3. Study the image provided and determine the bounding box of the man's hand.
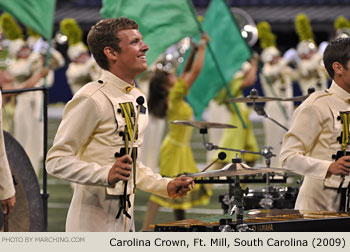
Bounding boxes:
[327,156,350,177]
[1,195,16,215]
[167,176,195,198]
[39,67,49,78]
[108,155,132,185]
[199,32,210,45]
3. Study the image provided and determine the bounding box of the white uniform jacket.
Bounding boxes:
[280,81,350,211]
[46,70,171,231]
[0,92,15,200]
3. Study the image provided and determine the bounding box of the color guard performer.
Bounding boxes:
[142,34,212,231]
[211,55,259,167]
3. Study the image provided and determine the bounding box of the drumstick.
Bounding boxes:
[175,152,226,196]
[127,96,144,154]
[201,152,226,172]
[128,96,145,193]
[4,212,8,232]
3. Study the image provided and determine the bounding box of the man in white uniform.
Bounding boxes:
[280,38,350,212]
[46,17,194,232]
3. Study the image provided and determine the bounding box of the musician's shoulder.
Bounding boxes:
[75,80,102,97]
[308,89,333,103]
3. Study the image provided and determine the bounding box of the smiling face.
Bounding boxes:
[111,29,149,82]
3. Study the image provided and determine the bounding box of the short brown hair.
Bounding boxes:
[324,37,350,79]
[87,17,138,70]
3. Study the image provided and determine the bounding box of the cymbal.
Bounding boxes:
[227,88,282,103]
[186,163,287,178]
[171,120,237,129]
[227,96,282,103]
[282,95,308,102]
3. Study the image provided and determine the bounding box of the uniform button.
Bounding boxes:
[114,152,120,158]
[98,80,103,84]
[117,108,122,113]
[125,86,132,93]
[119,131,124,137]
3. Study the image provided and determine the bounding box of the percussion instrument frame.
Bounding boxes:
[2,86,49,231]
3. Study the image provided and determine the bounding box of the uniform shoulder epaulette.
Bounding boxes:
[308,89,333,103]
[76,80,105,97]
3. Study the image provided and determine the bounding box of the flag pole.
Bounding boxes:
[187,0,247,128]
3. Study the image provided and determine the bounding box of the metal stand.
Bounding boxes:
[254,105,289,131]
[225,160,253,232]
[2,86,49,231]
[200,127,279,212]
[200,129,276,169]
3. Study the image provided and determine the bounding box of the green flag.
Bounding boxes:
[0,0,56,40]
[187,0,251,120]
[101,0,201,66]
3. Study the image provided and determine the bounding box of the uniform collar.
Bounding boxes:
[99,69,135,94]
[329,81,350,103]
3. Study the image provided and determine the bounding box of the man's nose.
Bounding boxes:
[141,41,149,52]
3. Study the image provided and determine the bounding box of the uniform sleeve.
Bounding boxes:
[136,161,171,198]
[280,103,331,179]
[46,95,111,186]
[0,94,15,200]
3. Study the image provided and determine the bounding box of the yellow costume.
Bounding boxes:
[213,69,259,164]
[150,78,211,209]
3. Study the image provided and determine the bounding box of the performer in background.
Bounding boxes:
[142,33,211,231]
[210,54,259,168]
[60,18,101,95]
[12,41,64,175]
[334,16,350,40]
[294,13,329,95]
[46,17,194,232]
[0,13,64,174]
[280,37,350,212]
[0,12,30,134]
[257,21,296,168]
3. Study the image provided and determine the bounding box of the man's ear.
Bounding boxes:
[104,47,118,60]
[332,62,343,75]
